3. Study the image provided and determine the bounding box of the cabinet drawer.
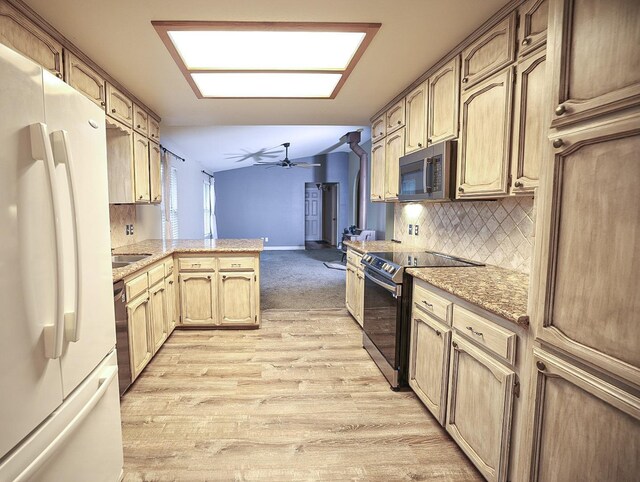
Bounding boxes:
[452,305,516,363]
[218,256,255,271]
[147,264,164,286]
[178,257,216,271]
[346,249,363,267]
[125,272,148,300]
[164,258,174,276]
[413,282,452,324]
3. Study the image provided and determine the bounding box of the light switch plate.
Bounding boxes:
[415,224,419,236]
[408,224,413,235]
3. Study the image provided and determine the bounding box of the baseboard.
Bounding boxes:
[263,245,306,251]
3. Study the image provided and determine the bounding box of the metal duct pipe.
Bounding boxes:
[341,131,368,229]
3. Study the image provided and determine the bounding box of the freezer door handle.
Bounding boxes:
[30,123,65,359]
[12,365,118,482]
[51,130,81,343]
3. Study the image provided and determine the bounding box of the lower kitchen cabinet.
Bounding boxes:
[409,308,451,425]
[345,250,364,326]
[148,279,168,353]
[179,271,217,325]
[527,348,640,482]
[126,292,152,380]
[446,333,515,482]
[165,272,177,334]
[218,271,257,326]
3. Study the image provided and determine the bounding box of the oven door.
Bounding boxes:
[362,267,402,370]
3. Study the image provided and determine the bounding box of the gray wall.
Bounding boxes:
[214,152,351,247]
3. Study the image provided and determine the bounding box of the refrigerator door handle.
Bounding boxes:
[51,130,81,343]
[12,365,118,482]
[30,123,65,359]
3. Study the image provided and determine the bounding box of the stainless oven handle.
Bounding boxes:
[364,270,397,296]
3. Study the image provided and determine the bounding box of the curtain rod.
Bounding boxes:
[160,144,186,162]
[202,170,214,178]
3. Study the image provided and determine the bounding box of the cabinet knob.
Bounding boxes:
[137,124,141,128]
[222,275,227,280]
[452,341,458,349]
[552,138,564,148]
[138,195,143,200]
[397,120,401,125]
[536,361,546,372]
[458,186,464,193]
[207,275,211,280]
[111,108,116,113]
[521,37,531,46]
[435,330,441,337]
[169,280,173,285]
[100,101,106,106]
[461,77,468,84]
[514,181,523,188]
[417,143,423,148]
[427,138,432,143]
[56,72,62,79]
[555,104,566,116]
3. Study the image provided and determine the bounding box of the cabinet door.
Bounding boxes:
[149,117,160,143]
[64,51,106,108]
[355,268,364,327]
[409,310,451,425]
[457,68,513,199]
[345,264,356,318]
[511,49,546,194]
[518,0,548,57]
[106,83,133,126]
[127,293,152,380]
[371,114,386,143]
[385,98,406,134]
[538,120,640,387]
[404,82,428,153]
[165,274,177,333]
[218,271,257,326]
[446,334,515,482]
[133,132,150,203]
[106,119,135,204]
[384,128,405,200]
[133,104,149,136]
[179,272,217,325]
[427,56,461,145]
[528,348,640,482]
[0,2,63,77]
[149,142,162,203]
[461,13,516,89]
[370,140,385,202]
[548,0,640,127]
[149,281,168,354]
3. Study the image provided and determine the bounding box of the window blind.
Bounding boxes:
[170,167,179,239]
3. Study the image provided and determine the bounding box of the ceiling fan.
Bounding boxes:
[253,142,321,169]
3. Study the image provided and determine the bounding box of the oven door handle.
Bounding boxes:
[364,270,398,297]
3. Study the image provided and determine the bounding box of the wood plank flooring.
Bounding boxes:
[120,309,481,481]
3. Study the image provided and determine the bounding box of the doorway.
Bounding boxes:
[305,182,338,247]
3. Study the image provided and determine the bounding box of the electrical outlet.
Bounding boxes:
[125,224,134,236]
[408,224,413,235]
[265,237,269,243]
[414,224,419,236]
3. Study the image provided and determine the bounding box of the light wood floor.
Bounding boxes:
[120,309,481,481]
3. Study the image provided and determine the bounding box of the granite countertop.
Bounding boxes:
[407,265,530,326]
[343,240,421,254]
[112,239,263,282]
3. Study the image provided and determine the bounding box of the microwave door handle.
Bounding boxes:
[425,157,434,194]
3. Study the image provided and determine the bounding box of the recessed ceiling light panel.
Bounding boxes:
[153,21,380,99]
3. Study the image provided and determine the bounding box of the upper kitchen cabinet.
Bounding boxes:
[149,142,162,203]
[149,117,160,143]
[64,51,106,108]
[404,81,428,154]
[371,113,386,143]
[510,49,546,195]
[517,0,548,58]
[106,119,135,204]
[548,0,640,127]
[457,68,513,199]
[536,118,640,388]
[0,1,63,77]
[385,98,406,135]
[133,132,151,203]
[384,128,405,201]
[370,140,385,202]
[106,83,133,126]
[461,13,516,90]
[133,104,149,136]
[427,56,461,145]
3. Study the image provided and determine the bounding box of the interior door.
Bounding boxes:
[304,186,322,241]
[0,44,64,459]
[44,70,117,397]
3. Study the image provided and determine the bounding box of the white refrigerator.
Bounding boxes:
[0,43,123,480]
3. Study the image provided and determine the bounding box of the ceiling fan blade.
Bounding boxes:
[293,163,322,168]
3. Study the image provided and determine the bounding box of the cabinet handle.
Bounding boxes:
[466,326,483,337]
[168,281,173,285]
[111,108,116,113]
[555,104,566,116]
[461,77,468,84]
[192,263,201,267]
[458,186,464,193]
[536,361,546,372]
[422,300,433,309]
[552,138,564,148]
[514,181,523,188]
[521,37,531,46]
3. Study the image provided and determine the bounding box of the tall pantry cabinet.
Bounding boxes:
[525,0,640,480]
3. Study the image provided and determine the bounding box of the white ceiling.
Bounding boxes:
[24,0,508,171]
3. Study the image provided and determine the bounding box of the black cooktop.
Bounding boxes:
[370,250,483,268]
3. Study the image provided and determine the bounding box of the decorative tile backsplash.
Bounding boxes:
[109,204,137,248]
[394,196,536,273]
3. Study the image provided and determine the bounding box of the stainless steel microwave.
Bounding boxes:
[397,140,456,202]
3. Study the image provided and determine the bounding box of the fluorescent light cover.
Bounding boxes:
[168,31,366,70]
[192,72,342,98]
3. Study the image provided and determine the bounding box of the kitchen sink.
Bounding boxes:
[111,254,151,269]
